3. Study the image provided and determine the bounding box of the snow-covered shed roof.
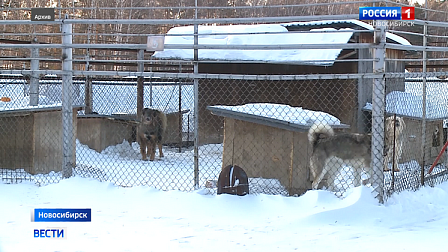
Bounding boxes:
[153,19,411,66]
[363,91,448,120]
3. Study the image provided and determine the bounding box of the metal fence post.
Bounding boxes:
[84,57,93,114]
[193,0,200,189]
[62,15,74,178]
[84,26,93,114]
[137,49,144,119]
[371,22,386,203]
[29,37,39,106]
[420,20,428,186]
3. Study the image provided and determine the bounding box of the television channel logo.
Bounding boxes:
[359,7,415,20]
[34,228,67,239]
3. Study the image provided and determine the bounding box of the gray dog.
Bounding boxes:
[308,123,371,190]
[137,108,167,161]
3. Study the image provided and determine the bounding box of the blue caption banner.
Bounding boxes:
[33,208,91,222]
[359,7,402,20]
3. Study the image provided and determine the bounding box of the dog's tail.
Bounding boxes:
[308,123,335,146]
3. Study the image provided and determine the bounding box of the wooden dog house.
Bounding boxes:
[0,106,81,175]
[77,109,190,153]
[208,104,349,196]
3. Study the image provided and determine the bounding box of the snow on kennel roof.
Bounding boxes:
[208,103,348,132]
[153,20,411,66]
[363,91,448,120]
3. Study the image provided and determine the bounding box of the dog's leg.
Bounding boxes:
[394,154,400,172]
[158,143,164,158]
[148,142,155,161]
[393,156,399,172]
[363,158,371,186]
[312,171,327,190]
[384,148,391,171]
[393,142,401,172]
[384,159,390,171]
[140,139,147,160]
[353,163,362,187]
[325,157,339,191]
[309,157,319,183]
[311,157,327,190]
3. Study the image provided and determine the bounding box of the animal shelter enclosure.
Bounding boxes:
[1,1,448,202]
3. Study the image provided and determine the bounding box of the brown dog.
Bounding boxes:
[137,108,167,161]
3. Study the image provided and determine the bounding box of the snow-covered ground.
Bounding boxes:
[75,140,223,191]
[2,176,448,252]
[1,124,447,251]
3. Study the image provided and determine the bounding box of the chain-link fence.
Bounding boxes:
[201,78,359,196]
[0,76,196,188]
[74,77,196,190]
[1,9,448,202]
[383,77,448,195]
[3,72,448,200]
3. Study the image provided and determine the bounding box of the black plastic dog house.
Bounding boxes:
[217,165,250,196]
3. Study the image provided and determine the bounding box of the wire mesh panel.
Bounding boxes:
[74,77,196,190]
[0,113,35,184]
[0,76,79,186]
[199,78,360,196]
[3,74,448,200]
[382,77,448,197]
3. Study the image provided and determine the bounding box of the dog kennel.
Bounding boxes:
[0,106,81,175]
[208,104,349,196]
